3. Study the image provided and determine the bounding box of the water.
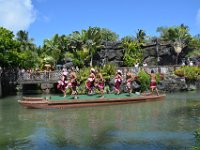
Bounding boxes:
[0,92,200,150]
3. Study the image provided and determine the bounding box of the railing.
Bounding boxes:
[17,71,63,84]
[118,65,182,74]
[17,65,182,84]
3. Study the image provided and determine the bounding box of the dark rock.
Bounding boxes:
[93,42,124,66]
[65,58,73,62]
[143,44,177,65]
[158,75,188,92]
[63,62,73,69]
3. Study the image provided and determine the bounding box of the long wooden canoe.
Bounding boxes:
[18,93,166,109]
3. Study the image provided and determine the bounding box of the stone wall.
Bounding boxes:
[1,69,18,96]
[93,41,124,66]
[92,41,186,67]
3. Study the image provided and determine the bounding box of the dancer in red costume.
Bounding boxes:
[68,68,78,99]
[126,71,135,95]
[145,69,159,95]
[114,70,123,94]
[86,68,96,94]
[57,74,68,97]
[95,69,105,98]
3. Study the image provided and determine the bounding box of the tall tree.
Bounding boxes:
[136,29,146,44]
[16,30,39,68]
[83,27,104,66]
[0,27,19,67]
[64,30,89,67]
[42,34,61,67]
[157,24,192,64]
[100,28,119,42]
[16,30,36,51]
[123,41,143,66]
[121,35,135,43]
[187,36,200,58]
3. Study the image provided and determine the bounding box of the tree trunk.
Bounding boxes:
[90,52,93,67]
[176,53,179,65]
[0,79,2,97]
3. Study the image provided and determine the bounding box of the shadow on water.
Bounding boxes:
[169,101,200,117]
[166,91,200,129]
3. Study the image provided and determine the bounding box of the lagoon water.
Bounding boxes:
[0,91,200,150]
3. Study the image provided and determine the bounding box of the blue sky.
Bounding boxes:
[0,0,200,46]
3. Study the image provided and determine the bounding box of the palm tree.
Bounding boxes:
[136,29,146,44]
[121,35,135,43]
[173,40,186,65]
[83,27,103,66]
[42,35,62,68]
[157,24,191,64]
[173,25,189,64]
[67,30,86,53]
[100,28,119,42]
[16,30,40,68]
[16,30,36,52]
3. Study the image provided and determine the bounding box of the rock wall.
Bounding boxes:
[1,69,18,96]
[93,41,188,67]
[142,44,177,66]
[158,75,188,92]
[93,41,124,66]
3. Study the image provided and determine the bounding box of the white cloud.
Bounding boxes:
[196,9,200,27]
[0,0,37,32]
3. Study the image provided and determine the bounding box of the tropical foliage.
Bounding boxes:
[156,24,191,43]
[0,27,39,68]
[16,30,39,69]
[83,27,104,66]
[100,28,119,42]
[123,41,143,66]
[1,24,200,70]
[174,66,200,80]
[72,63,116,94]
[157,24,192,64]
[190,128,200,150]
[137,70,150,91]
[136,70,161,92]
[187,37,200,57]
[136,29,146,44]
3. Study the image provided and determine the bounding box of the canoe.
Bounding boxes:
[18,93,166,109]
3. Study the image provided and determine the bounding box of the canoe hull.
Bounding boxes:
[18,94,166,109]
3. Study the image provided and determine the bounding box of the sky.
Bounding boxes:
[0,0,200,46]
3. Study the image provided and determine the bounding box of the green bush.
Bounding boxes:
[194,128,200,143]
[190,128,200,150]
[137,70,161,92]
[75,64,116,94]
[174,66,200,80]
[77,67,91,84]
[101,63,116,79]
[137,70,150,91]
[123,41,143,66]
[75,66,163,94]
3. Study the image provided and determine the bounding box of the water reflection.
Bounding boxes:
[0,92,200,149]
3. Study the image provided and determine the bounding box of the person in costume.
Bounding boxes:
[145,69,159,95]
[126,71,135,95]
[57,74,68,97]
[95,69,105,98]
[86,68,96,94]
[68,68,78,99]
[114,70,123,94]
